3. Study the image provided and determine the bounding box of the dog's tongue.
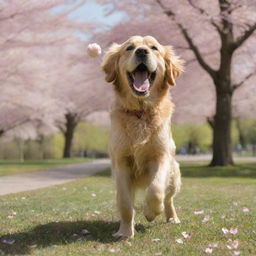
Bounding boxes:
[133,71,150,92]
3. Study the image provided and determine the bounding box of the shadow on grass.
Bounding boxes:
[96,163,256,178]
[0,220,146,255]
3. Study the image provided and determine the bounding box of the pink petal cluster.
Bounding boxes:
[205,243,218,254]
[227,239,239,250]
[222,227,238,235]
[181,231,191,239]
[87,43,102,57]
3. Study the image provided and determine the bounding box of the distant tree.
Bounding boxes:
[55,53,110,158]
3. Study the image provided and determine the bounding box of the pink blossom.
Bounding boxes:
[87,43,102,57]
[230,228,238,235]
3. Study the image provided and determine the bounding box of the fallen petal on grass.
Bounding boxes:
[208,243,218,248]
[233,251,241,256]
[194,210,204,215]
[175,238,183,244]
[108,248,121,253]
[227,245,233,250]
[91,193,96,197]
[152,238,161,242]
[242,207,249,213]
[202,215,210,223]
[2,239,15,245]
[205,247,213,254]
[230,228,238,235]
[181,232,191,239]
[81,229,90,235]
[232,240,239,249]
[222,227,229,234]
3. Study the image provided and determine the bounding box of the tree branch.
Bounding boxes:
[187,0,222,34]
[232,22,256,51]
[207,116,215,129]
[232,71,256,92]
[156,0,217,79]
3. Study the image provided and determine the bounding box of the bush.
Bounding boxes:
[172,123,212,153]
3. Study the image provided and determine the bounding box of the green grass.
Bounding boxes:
[180,161,256,178]
[0,163,255,256]
[0,158,90,176]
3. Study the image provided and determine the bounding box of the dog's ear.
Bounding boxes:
[101,43,121,83]
[164,46,184,86]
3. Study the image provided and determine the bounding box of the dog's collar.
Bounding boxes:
[124,109,146,119]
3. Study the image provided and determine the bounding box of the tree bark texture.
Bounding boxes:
[63,113,77,158]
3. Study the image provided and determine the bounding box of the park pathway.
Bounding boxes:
[0,155,255,196]
[0,159,111,196]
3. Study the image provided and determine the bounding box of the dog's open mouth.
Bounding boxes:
[127,64,156,96]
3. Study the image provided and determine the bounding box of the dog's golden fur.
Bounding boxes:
[102,36,184,238]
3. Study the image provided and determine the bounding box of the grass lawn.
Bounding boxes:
[0,163,255,256]
[0,158,91,177]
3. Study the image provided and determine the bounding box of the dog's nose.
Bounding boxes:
[135,47,149,58]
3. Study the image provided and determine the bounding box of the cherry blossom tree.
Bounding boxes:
[55,48,110,158]
[0,0,105,159]
[97,0,256,166]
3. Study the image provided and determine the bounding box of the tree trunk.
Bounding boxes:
[210,90,234,166]
[63,113,77,158]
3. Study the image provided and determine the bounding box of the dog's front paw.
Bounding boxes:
[167,217,181,224]
[113,223,134,239]
[112,231,132,240]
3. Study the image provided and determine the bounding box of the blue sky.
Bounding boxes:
[53,0,124,39]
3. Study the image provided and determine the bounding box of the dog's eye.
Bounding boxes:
[151,46,158,51]
[126,45,135,51]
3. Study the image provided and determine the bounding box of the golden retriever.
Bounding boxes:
[101,36,184,239]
